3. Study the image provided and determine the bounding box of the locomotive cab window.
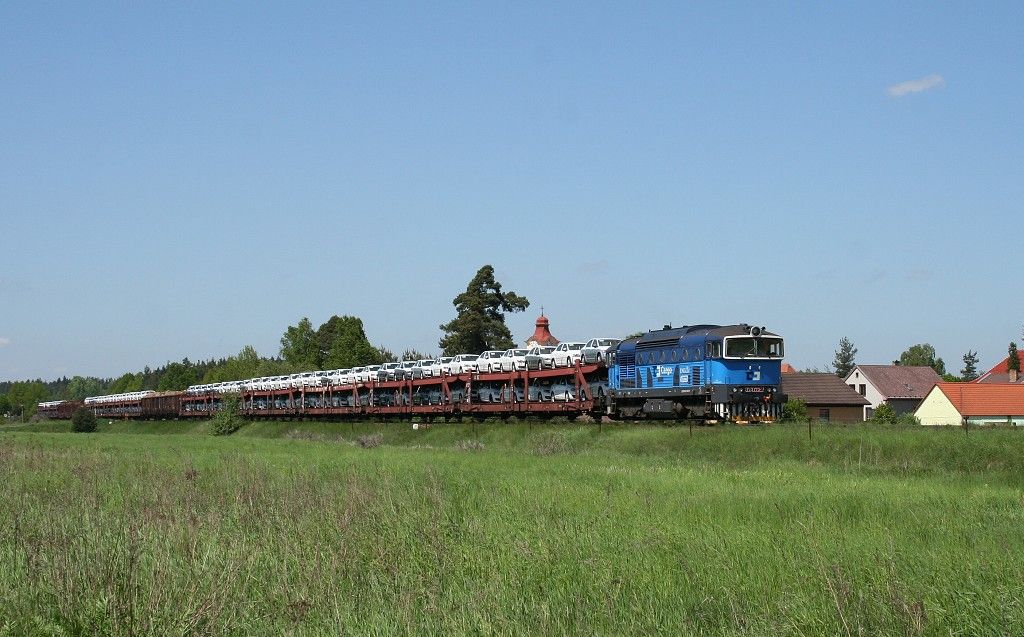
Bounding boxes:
[724,337,784,359]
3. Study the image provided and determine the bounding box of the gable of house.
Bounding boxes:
[915,385,960,426]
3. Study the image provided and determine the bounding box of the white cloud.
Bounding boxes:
[0,337,10,348]
[888,74,945,97]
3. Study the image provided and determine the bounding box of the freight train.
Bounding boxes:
[38,323,785,423]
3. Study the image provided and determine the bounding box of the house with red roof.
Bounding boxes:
[844,364,942,420]
[974,351,1024,384]
[915,383,1024,426]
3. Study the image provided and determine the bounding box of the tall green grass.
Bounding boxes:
[7,418,1024,483]
[1,424,1022,634]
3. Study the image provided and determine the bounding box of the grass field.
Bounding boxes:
[1,419,1023,635]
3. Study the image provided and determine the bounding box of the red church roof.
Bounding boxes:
[527,314,559,347]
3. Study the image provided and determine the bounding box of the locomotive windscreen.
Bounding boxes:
[724,337,784,358]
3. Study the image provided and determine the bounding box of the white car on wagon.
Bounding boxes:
[524,346,556,370]
[476,350,506,373]
[581,338,622,364]
[499,348,530,372]
[551,342,587,368]
[449,354,480,374]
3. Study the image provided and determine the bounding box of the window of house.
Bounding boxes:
[859,384,866,396]
[818,408,830,421]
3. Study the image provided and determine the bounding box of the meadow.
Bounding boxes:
[1,419,1022,635]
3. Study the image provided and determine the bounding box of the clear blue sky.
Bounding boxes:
[1,2,1021,380]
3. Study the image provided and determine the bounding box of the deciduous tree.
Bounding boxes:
[320,315,384,369]
[5,381,48,420]
[439,265,530,356]
[158,361,198,391]
[280,318,319,370]
[63,376,105,401]
[109,372,144,394]
[203,345,265,382]
[898,343,946,376]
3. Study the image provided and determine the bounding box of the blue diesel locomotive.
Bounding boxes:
[607,323,785,421]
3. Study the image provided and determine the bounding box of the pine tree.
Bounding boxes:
[439,265,530,356]
[960,350,980,381]
[832,337,857,378]
[1009,342,1021,374]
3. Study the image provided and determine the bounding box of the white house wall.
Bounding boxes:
[844,367,884,420]
[914,387,960,426]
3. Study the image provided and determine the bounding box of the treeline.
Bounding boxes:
[3,265,532,421]
[0,315,431,419]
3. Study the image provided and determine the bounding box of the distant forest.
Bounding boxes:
[0,314,414,418]
[2,265,533,419]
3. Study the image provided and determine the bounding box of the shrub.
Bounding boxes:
[896,412,921,426]
[871,402,898,424]
[210,395,245,436]
[71,407,97,433]
[781,398,808,422]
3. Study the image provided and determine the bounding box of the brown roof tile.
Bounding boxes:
[852,365,942,399]
[782,373,870,406]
